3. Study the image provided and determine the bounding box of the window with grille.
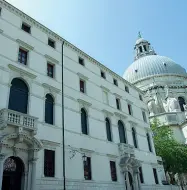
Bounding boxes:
[80,80,85,93]
[110,161,117,181]
[128,104,132,115]
[116,98,121,110]
[21,23,31,33]
[48,38,55,48]
[44,149,55,177]
[153,168,159,184]
[18,48,28,65]
[47,63,54,78]
[139,167,144,183]
[84,157,91,180]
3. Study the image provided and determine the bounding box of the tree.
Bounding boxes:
[151,119,187,188]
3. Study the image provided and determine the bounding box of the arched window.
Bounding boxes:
[8,78,28,114]
[178,97,186,112]
[146,133,152,152]
[106,118,112,142]
[81,108,88,135]
[118,120,126,143]
[132,127,138,148]
[45,94,54,125]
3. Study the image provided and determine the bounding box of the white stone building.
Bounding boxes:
[0,1,176,190]
[123,33,187,143]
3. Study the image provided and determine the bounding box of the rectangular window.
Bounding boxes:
[125,86,129,93]
[47,63,54,78]
[18,48,28,65]
[153,168,159,184]
[103,91,109,105]
[80,80,85,93]
[116,98,121,110]
[113,78,118,86]
[128,104,132,115]
[139,46,143,53]
[84,157,92,180]
[142,111,147,123]
[101,71,106,79]
[143,45,147,51]
[79,57,84,66]
[21,23,31,33]
[139,167,144,183]
[44,149,55,177]
[139,94,143,101]
[48,38,55,48]
[0,7,2,16]
[110,161,117,181]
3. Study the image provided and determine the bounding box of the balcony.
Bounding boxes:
[118,143,134,156]
[0,108,37,134]
[150,112,186,126]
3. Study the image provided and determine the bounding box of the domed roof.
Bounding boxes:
[123,55,187,83]
[135,38,148,45]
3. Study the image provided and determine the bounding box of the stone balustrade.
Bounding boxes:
[0,108,37,132]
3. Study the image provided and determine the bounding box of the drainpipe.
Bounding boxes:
[62,41,66,190]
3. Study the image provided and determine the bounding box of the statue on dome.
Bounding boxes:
[163,85,180,112]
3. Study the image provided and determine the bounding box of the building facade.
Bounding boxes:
[123,33,187,144]
[0,1,177,190]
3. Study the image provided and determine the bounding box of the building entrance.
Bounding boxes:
[2,156,24,190]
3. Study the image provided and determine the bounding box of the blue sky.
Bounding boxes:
[6,0,187,76]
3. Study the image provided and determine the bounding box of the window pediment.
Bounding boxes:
[100,85,110,92]
[102,109,113,116]
[77,99,91,107]
[16,39,34,50]
[114,112,127,119]
[77,73,89,80]
[113,93,122,98]
[42,83,61,93]
[8,64,37,79]
[45,54,59,64]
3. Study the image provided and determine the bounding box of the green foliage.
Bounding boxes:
[151,119,187,175]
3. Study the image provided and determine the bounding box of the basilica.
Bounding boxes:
[0,0,186,190]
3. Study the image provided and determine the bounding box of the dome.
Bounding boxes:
[123,55,187,83]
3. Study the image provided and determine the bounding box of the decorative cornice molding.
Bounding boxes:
[128,120,138,126]
[0,29,3,33]
[44,54,59,64]
[113,93,122,98]
[41,140,60,147]
[77,99,92,107]
[106,154,118,158]
[77,72,89,80]
[102,109,114,116]
[8,64,37,79]
[80,148,94,153]
[100,85,110,92]
[16,39,34,50]
[42,83,61,93]
[114,112,127,119]
[126,99,133,105]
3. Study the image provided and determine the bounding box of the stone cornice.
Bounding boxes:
[44,54,59,64]
[100,85,110,92]
[114,112,127,119]
[16,39,34,50]
[79,148,94,153]
[113,93,122,98]
[42,83,61,93]
[102,109,114,116]
[8,64,37,79]
[0,0,144,95]
[128,120,138,126]
[77,99,92,107]
[41,140,60,147]
[77,72,89,80]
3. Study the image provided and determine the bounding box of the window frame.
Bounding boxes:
[125,85,129,93]
[45,94,54,125]
[101,70,106,79]
[81,108,88,135]
[147,133,152,152]
[153,168,159,184]
[132,127,138,148]
[44,149,55,177]
[47,62,55,78]
[0,7,2,16]
[118,120,127,144]
[83,156,92,180]
[139,94,143,101]
[48,38,55,49]
[116,98,121,110]
[18,48,28,65]
[110,161,117,182]
[105,118,112,142]
[128,104,133,115]
[113,78,118,86]
[139,167,144,183]
[79,57,85,66]
[21,22,31,34]
[142,111,147,123]
[80,79,86,93]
